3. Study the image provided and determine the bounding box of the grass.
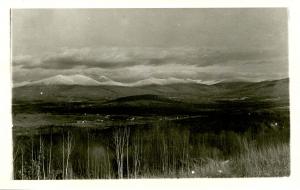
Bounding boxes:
[232,142,290,177]
[132,142,290,178]
[168,141,289,178]
[184,159,232,178]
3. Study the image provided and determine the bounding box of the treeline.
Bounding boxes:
[12,97,285,116]
[13,117,289,179]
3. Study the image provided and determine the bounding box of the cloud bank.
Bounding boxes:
[12,46,288,83]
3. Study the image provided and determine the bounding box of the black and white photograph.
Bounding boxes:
[11,8,290,180]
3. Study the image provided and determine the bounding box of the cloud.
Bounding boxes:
[12,46,287,70]
[12,46,288,84]
[199,49,287,66]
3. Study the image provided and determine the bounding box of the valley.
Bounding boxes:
[12,78,290,179]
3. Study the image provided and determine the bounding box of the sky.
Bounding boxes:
[11,8,288,83]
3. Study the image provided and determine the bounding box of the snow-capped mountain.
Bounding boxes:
[14,74,101,87]
[14,74,220,87]
[13,81,32,88]
[97,76,127,86]
[127,77,219,86]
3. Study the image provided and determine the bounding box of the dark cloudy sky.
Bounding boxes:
[12,9,288,83]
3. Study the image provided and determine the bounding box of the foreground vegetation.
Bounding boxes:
[232,142,289,177]
[13,113,289,179]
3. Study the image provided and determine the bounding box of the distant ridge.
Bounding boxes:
[14,74,102,87]
[107,94,179,103]
[13,74,221,87]
[12,77,289,103]
[127,77,219,86]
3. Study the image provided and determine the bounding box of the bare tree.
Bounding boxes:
[65,130,73,178]
[125,127,130,178]
[113,127,130,179]
[162,135,168,174]
[31,136,34,179]
[113,128,124,178]
[62,131,65,179]
[21,148,24,180]
[106,146,111,179]
[181,131,190,173]
[38,133,42,180]
[133,132,141,178]
[48,129,52,178]
[87,130,90,178]
[42,144,45,179]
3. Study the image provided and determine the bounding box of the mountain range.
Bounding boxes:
[14,74,220,88]
[12,74,289,103]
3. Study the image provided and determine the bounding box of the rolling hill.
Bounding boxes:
[12,77,289,103]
